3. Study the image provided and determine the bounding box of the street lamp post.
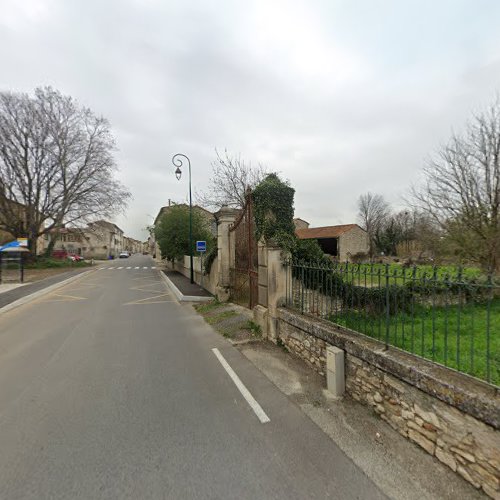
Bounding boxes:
[172,153,194,284]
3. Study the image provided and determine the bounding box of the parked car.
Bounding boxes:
[67,254,84,262]
[52,250,84,261]
[119,251,129,258]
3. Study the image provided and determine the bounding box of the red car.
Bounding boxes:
[52,250,84,261]
[67,254,84,262]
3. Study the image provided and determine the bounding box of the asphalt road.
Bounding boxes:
[0,255,386,499]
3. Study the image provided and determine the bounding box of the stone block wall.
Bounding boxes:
[278,308,500,498]
[347,357,500,498]
[281,328,327,375]
[338,225,369,262]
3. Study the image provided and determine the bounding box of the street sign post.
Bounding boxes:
[196,241,206,287]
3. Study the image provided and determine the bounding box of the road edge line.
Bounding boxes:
[212,347,270,424]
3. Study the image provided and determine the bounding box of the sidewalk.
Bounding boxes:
[162,270,212,301]
[0,268,89,310]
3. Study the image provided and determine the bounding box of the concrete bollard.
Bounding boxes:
[326,345,345,398]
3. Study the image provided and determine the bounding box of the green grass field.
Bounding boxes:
[25,258,91,269]
[341,263,485,286]
[329,298,500,386]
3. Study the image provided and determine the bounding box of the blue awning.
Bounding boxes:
[0,240,21,252]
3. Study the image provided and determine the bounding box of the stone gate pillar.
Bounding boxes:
[266,244,290,342]
[253,241,291,342]
[214,206,238,301]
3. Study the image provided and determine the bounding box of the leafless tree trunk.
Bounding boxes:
[0,87,131,254]
[197,149,269,209]
[357,192,391,257]
[411,98,500,272]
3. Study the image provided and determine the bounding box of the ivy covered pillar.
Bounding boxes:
[252,173,296,340]
[214,206,238,301]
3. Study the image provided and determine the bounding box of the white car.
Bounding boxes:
[119,251,130,258]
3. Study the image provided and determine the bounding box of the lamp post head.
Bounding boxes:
[175,167,182,181]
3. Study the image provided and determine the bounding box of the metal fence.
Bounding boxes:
[285,260,499,386]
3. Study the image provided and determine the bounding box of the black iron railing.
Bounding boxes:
[285,260,499,386]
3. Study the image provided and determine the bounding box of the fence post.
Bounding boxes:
[214,206,238,302]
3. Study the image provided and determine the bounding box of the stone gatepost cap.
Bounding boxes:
[214,206,240,221]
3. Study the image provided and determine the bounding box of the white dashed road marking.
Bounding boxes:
[97,266,157,271]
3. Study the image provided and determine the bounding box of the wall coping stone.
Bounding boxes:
[279,308,500,429]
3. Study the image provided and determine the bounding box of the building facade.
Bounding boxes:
[296,223,369,262]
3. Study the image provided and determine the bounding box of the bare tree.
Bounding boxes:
[197,149,269,209]
[412,98,500,272]
[357,192,391,256]
[0,87,131,254]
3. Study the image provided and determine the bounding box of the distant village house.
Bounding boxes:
[294,219,369,262]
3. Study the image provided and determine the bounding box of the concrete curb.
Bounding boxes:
[0,269,95,316]
[159,270,213,302]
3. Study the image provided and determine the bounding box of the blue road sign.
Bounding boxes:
[196,240,206,252]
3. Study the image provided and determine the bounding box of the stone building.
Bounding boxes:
[293,218,310,230]
[296,223,369,262]
[45,228,87,256]
[85,220,124,259]
[123,236,142,254]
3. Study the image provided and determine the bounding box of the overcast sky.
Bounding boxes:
[1,0,500,240]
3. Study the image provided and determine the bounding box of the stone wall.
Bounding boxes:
[278,308,500,498]
[338,225,369,261]
[281,327,327,375]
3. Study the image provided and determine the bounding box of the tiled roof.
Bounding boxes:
[296,224,362,239]
[91,220,124,233]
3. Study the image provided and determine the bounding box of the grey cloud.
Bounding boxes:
[1,0,500,238]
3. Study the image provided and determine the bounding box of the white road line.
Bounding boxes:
[151,266,156,269]
[211,348,270,424]
[108,267,115,269]
[126,267,131,269]
[143,266,148,269]
[135,267,140,269]
[117,267,123,269]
